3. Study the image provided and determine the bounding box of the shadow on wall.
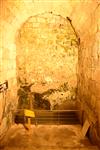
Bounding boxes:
[16,12,79,110]
[17,82,77,110]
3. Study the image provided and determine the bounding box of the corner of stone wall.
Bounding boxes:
[0,79,18,140]
[76,98,100,148]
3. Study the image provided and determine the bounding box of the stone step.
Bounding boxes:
[15,110,80,125]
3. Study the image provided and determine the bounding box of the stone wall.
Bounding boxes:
[0,0,100,146]
[77,4,100,146]
[0,0,17,138]
[0,47,17,138]
[16,12,78,109]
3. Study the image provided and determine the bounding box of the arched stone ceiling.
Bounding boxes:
[0,0,99,50]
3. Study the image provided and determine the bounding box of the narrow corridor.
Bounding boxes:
[0,0,100,149]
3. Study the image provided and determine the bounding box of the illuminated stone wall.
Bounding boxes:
[17,13,78,85]
[16,13,78,110]
[0,0,100,146]
[77,4,100,145]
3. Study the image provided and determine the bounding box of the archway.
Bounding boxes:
[16,12,79,110]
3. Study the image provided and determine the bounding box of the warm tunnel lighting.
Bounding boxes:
[0,0,100,149]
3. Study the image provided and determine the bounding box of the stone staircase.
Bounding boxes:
[15,110,80,125]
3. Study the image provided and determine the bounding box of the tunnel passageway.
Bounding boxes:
[0,0,100,149]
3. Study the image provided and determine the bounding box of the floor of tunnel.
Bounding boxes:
[0,124,98,150]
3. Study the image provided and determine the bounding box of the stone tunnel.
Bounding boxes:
[0,0,100,149]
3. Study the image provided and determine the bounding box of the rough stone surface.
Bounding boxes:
[0,125,99,150]
[77,2,100,143]
[16,13,78,86]
[16,13,78,110]
[0,0,100,147]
